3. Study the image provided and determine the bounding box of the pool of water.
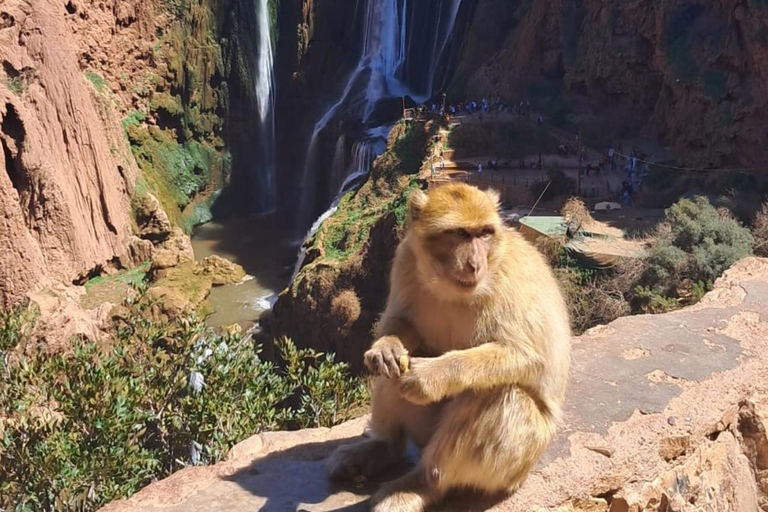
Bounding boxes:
[191,214,297,329]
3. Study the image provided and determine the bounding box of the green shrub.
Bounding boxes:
[122,110,147,131]
[633,196,753,306]
[0,295,367,511]
[532,166,575,201]
[6,77,24,96]
[752,202,768,256]
[632,285,681,314]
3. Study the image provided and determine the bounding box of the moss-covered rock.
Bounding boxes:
[122,0,239,232]
[147,260,214,321]
[195,255,246,285]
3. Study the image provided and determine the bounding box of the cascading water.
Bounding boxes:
[295,0,464,234]
[253,0,277,213]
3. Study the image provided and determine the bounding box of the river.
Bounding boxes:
[191,214,297,329]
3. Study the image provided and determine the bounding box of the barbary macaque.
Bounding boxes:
[327,183,571,512]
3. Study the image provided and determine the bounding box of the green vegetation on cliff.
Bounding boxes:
[124,0,231,232]
[0,292,365,511]
[315,121,429,264]
[269,119,438,373]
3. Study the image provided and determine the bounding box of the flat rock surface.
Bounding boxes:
[101,258,768,512]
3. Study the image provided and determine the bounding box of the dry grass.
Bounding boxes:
[753,203,768,257]
[561,197,593,237]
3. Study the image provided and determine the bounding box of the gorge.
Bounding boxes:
[3,0,768,509]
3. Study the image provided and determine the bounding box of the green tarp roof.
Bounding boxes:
[519,216,567,237]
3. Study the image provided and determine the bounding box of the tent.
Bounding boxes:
[594,202,622,212]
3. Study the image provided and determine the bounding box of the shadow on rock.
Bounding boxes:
[224,433,508,512]
[223,435,374,512]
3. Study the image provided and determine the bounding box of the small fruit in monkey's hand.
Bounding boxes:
[399,351,411,373]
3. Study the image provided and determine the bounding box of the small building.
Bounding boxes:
[518,215,646,269]
[518,216,567,244]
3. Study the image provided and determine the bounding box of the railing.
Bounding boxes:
[451,170,545,188]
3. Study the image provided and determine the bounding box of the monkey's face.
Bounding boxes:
[407,183,502,299]
[427,226,495,291]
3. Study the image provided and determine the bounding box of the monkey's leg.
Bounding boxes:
[373,389,553,512]
[326,376,441,480]
[422,387,555,495]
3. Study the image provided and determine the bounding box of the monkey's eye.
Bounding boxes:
[480,227,496,238]
[454,228,471,239]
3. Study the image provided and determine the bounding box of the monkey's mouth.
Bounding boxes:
[452,277,478,289]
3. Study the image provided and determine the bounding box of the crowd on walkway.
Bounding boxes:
[419,95,656,205]
[418,96,538,120]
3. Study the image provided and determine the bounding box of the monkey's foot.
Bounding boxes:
[326,438,403,481]
[370,469,436,512]
[371,490,426,512]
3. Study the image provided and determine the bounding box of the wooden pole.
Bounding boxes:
[577,128,583,196]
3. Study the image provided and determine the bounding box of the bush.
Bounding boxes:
[631,196,753,308]
[85,72,108,94]
[632,285,681,314]
[752,202,768,257]
[554,266,630,334]
[561,197,593,237]
[548,196,753,330]
[0,294,367,511]
[532,166,575,202]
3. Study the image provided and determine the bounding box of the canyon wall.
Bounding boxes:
[450,0,768,167]
[0,0,137,309]
[0,0,261,310]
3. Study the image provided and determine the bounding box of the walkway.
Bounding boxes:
[423,111,652,205]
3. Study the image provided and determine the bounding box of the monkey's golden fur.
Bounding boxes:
[326,183,571,512]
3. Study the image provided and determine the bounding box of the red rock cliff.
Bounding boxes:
[451,0,768,167]
[0,0,137,308]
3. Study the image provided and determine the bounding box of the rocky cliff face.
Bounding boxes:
[451,0,768,167]
[0,0,262,310]
[265,120,432,371]
[0,0,137,309]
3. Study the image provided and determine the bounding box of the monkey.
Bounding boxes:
[325,182,571,512]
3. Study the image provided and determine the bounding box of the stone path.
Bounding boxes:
[424,113,628,203]
[101,258,768,512]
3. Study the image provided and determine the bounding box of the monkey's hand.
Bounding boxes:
[364,336,408,378]
[398,357,446,405]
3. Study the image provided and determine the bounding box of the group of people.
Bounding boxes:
[419,95,659,207]
[418,96,536,121]
[608,146,651,203]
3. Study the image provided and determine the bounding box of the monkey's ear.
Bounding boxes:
[407,188,429,223]
[485,188,501,208]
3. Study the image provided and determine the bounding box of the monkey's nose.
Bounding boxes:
[466,259,482,277]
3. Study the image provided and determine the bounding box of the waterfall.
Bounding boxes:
[331,135,347,191]
[349,141,375,176]
[254,0,277,213]
[295,0,464,234]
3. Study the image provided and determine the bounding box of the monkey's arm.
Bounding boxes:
[374,314,423,353]
[399,341,544,404]
[365,314,423,378]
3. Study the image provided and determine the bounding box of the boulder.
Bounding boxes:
[146,261,213,321]
[135,194,172,242]
[120,236,153,268]
[159,227,195,262]
[195,255,246,286]
[27,282,113,351]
